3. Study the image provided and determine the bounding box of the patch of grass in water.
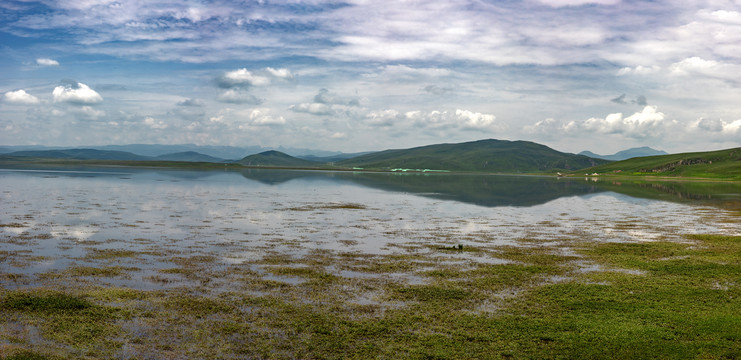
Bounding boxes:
[392,285,472,302]
[0,223,26,228]
[2,292,92,312]
[1,349,59,360]
[285,202,368,211]
[84,248,140,260]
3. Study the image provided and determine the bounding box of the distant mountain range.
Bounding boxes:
[5,139,734,178]
[0,144,346,160]
[1,148,226,163]
[1,139,609,173]
[579,146,667,161]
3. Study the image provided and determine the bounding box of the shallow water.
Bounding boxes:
[1,167,739,290]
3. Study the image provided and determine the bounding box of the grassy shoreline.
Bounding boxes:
[2,157,740,182]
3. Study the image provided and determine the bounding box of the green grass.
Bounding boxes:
[576,147,741,179]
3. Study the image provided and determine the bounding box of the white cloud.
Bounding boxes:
[144,116,168,129]
[249,108,285,126]
[52,82,103,104]
[669,57,741,80]
[365,108,502,131]
[455,109,499,130]
[217,68,271,88]
[36,58,60,66]
[3,89,40,104]
[365,109,404,127]
[616,65,661,76]
[289,103,333,116]
[527,106,674,140]
[580,106,668,136]
[266,67,294,80]
[690,117,741,136]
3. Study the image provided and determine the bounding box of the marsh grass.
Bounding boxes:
[83,248,140,260]
[2,234,741,359]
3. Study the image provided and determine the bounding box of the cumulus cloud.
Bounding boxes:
[216,67,294,89]
[36,58,60,66]
[216,68,271,88]
[455,109,499,130]
[52,81,103,104]
[581,106,667,136]
[248,108,285,126]
[367,108,502,131]
[266,67,294,80]
[690,117,741,135]
[3,89,40,104]
[669,57,741,83]
[522,118,562,139]
[525,106,675,139]
[365,109,404,127]
[217,89,262,104]
[289,103,333,116]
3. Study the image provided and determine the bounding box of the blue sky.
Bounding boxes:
[1,0,740,154]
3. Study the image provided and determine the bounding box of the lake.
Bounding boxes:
[2,166,741,358]
[2,166,739,291]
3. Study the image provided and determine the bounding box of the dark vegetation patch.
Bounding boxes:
[284,202,368,211]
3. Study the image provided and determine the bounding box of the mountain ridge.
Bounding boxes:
[579,146,667,161]
[337,139,607,173]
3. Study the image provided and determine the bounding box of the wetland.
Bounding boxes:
[1,166,740,359]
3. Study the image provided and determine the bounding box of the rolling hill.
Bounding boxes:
[237,150,322,167]
[575,147,741,180]
[336,139,608,173]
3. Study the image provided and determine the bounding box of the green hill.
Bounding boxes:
[337,139,607,173]
[575,147,741,180]
[237,150,322,168]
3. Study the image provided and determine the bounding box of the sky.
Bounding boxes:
[1,0,741,155]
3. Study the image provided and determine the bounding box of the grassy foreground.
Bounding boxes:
[2,234,740,359]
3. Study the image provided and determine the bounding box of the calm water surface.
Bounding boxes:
[1,167,739,290]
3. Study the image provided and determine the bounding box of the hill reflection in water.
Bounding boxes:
[239,169,741,210]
